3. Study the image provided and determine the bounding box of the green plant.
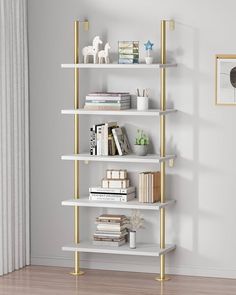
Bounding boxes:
[135,129,149,145]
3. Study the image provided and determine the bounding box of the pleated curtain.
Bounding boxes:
[0,0,30,275]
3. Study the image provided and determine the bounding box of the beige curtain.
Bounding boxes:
[0,0,30,275]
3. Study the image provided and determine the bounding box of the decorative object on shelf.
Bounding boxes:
[89,169,135,202]
[133,129,149,156]
[82,36,103,64]
[98,43,111,64]
[85,92,131,111]
[215,54,236,105]
[106,169,127,179]
[102,178,130,189]
[139,171,160,203]
[136,88,149,111]
[128,210,144,249]
[93,214,129,246]
[144,40,154,64]
[118,41,139,64]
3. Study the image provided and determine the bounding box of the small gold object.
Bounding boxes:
[70,271,85,276]
[168,20,175,31]
[169,158,174,168]
[83,19,89,31]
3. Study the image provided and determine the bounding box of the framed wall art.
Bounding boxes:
[216,54,236,105]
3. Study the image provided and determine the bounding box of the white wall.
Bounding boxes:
[28,0,236,278]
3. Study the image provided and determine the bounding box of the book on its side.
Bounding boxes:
[89,192,135,202]
[92,239,126,247]
[88,92,129,96]
[89,186,135,194]
[97,224,128,232]
[84,105,130,111]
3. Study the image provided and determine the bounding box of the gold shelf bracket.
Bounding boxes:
[168,158,175,168]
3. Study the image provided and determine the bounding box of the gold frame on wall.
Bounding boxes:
[215,54,236,105]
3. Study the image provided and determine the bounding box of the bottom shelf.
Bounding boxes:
[62,241,176,257]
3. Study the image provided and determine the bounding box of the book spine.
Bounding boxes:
[89,186,135,194]
[89,193,135,202]
[112,128,123,156]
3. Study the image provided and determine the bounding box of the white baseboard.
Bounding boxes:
[31,255,236,279]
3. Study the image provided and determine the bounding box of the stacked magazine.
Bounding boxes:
[93,214,129,247]
[84,92,131,110]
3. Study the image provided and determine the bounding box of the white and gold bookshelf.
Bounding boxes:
[61,19,177,281]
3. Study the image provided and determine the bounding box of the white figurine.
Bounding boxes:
[98,43,111,64]
[82,36,103,64]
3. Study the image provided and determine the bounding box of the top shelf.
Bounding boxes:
[61,63,177,69]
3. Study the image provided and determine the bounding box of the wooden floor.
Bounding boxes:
[0,266,236,295]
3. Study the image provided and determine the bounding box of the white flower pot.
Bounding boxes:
[145,57,153,64]
[129,231,136,249]
[133,144,148,156]
[137,96,149,111]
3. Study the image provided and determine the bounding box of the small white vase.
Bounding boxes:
[133,144,148,156]
[137,96,149,111]
[145,57,153,64]
[129,231,136,249]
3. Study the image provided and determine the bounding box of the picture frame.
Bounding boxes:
[215,54,236,105]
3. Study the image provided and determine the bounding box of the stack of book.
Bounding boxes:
[89,169,135,202]
[93,214,129,246]
[118,41,139,64]
[138,171,161,203]
[84,92,131,110]
[90,123,131,156]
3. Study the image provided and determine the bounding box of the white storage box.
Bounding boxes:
[106,169,128,180]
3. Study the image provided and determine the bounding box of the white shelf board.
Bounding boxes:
[62,241,176,257]
[61,153,176,163]
[61,63,177,69]
[61,198,176,210]
[61,108,177,116]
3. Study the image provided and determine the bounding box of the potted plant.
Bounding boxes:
[133,129,149,156]
[128,210,144,249]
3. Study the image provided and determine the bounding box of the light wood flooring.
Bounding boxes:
[0,266,236,295]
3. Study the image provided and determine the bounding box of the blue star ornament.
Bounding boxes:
[144,40,154,50]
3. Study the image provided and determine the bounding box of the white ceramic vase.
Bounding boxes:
[129,231,136,249]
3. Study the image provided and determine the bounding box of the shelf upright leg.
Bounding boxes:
[156,19,169,282]
[71,20,84,276]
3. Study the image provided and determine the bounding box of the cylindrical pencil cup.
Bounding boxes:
[129,231,136,249]
[137,96,149,111]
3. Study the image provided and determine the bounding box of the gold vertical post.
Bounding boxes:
[156,20,169,282]
[72,20,84,276]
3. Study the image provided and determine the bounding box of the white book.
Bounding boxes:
[89,186,135,194]
[94,232,128,238]
[93,239,126,247]
[89,193,135,202]
[97,224,128,231]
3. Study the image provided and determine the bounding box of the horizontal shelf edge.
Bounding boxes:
[61,198,176,210]
[61,109,177,116]
[62,242,176,257]
[61,63,177,69]
[61,153,176,163]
